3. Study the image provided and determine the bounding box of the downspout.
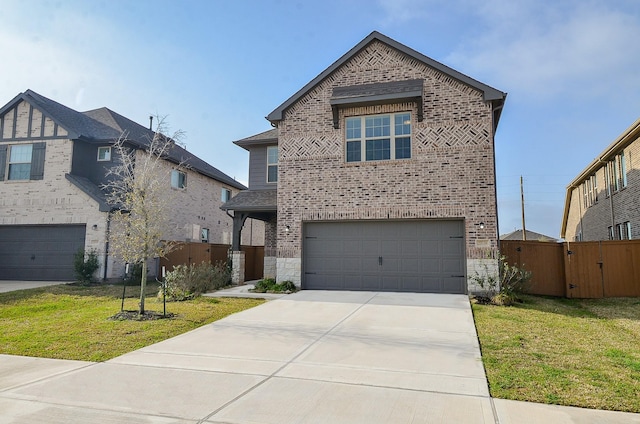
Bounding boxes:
[103,210,112,281]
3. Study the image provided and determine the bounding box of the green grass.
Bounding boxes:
[473,295,640,413]
[0,282,265,362]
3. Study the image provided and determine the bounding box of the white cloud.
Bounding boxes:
[446,2,640,100]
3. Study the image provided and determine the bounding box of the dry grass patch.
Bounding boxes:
[473,295,640,413]
[0,282,265,362]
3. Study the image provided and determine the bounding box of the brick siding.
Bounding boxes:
[274,40,499,284]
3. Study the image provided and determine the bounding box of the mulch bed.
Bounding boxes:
[108,310,175,321]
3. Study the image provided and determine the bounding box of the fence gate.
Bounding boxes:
[564,242,604,298]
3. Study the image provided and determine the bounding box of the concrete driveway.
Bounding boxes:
[0,281,69,293]
[0,290,639,423]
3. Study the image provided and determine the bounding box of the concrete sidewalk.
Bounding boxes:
[0,291,638,423]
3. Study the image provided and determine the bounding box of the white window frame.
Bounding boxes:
[625,221,632,240]
[8,144,33,181]
[267,145,278,183]
[97,146,111,162]
[345,112,411,163]
[201,228,209,243]
[620,152,628,188]
[221,188,231,202]
[171,169,186,189]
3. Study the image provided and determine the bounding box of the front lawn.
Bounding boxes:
[0,282,264,362]
[473,295,640,413]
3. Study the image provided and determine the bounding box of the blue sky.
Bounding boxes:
[2,0,640,238]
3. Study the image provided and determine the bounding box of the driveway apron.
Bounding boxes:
[0,291,493,423]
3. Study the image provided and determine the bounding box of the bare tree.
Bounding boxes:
[103,117,185,315]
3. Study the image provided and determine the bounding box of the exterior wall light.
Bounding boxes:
[479,222,485,229]
[285,225,290,233]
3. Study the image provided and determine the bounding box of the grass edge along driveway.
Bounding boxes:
[0,282,265,362]
[473,295,640,413]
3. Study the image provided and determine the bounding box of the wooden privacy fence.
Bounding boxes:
[501,240,640,298]
[159,243,264,281]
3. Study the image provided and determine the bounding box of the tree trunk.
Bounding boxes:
[139,260,147,315]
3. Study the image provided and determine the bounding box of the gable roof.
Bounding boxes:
[0,90,245,190]
[233,128,278,150]
[500,229,558,242]
[266,31,506,127]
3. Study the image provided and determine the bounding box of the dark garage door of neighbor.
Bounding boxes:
[0,225,87,281]
[303,220,466,294]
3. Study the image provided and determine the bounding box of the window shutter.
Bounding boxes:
[30,142,46,180]
[0,145,6,181]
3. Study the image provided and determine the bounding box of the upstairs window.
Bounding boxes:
[267,146,278,183]
[201,228,209,243]
[97,146,111,161]
[8,144,33,180]
[171,170,186,189]
[221,188,231,202]
[620,152,628,188]
[0,143,45,181]
[345,112,411,163]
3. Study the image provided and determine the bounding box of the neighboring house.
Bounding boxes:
[561,118,640,242]
[222,31,507,294]
[500,229,558,242]
[0,90,261,281]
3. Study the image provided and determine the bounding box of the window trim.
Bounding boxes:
[97,146,111,162]
[345,112,412,163]
[266,145,278,183]
[221,188,231,202]
[201,228,209,243]
[7,144,33,181]
[171,169,187,189]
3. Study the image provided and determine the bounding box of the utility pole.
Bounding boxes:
[521,175,527,240]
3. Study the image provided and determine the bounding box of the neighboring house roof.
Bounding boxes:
[500,229,558,242]
[220,190,277,212]
[233,128,278,150]
[0,90,246,190]
[266,31,506,128]
[560,117,640,238]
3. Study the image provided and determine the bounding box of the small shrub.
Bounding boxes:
[159,261,230,301]
[73,249,100,285]
[253,278,276,293]
[252,278,297,293]
[470,256,531,306]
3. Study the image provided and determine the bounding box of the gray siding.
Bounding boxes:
[71,141,119,187]
[248,145,276,190]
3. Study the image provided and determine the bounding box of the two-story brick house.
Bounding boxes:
[0,90,259,281]
[561,118,640,241]
[223,31,506,294]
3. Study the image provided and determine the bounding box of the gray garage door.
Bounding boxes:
[303,220,466,293]
[0,225,86,281]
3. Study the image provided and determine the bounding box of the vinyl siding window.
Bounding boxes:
[97,146,111,161]
[267,146,278,183]
[345,112,411,163]
[171,170,186,189]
